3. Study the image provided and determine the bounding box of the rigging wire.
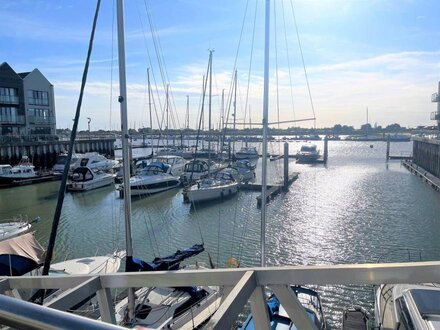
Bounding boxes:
[289,0,316,128]
[281,0,296,121]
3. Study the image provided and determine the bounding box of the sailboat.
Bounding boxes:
[240,0,328,328]
[0,215,40,242]
[111,0,221,327]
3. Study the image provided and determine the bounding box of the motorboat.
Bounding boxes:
[231,159,256,183]
[297,144,320,163]
[375,283,440,330]
[135,155,186,177]
[129,162,180,197]
[0,232,125,307]
[67,167,115,192]
[0,156,37,185]
[185,170,238,203]
[240,286,329,329]
[180,160,220,186]
[235,146,259,159]
[72,152,119,172]
[113,245,221,329]
[0,215,39,242]
[52,153,84,175]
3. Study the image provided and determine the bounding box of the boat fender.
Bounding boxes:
[197,182,200,189]
[229,189,232,195]
[226,257,239,268]
[220,191,224,200]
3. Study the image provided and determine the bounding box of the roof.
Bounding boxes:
[18,72,31,78]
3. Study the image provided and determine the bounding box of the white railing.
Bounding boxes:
[1,261,440,329]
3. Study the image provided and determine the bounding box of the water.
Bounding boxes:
[1,140,439,327]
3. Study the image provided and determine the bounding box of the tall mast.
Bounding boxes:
[233,70,237,156]
[166,84,169,146]
[116,0,135,319]
[186,95,190,149]
[261,0,270,268]
[147,68,153,154]
[208,50,213,170]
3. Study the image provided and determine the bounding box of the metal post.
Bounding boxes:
[116,0,135,320]
[323,136,328,164]
[261,0,270,268]
[284,142,289,190]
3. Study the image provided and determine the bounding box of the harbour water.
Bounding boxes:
[1,140,439,327]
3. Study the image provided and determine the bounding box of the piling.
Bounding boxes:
[283,142,289,190]
[386,135,390,161]
[323,136,328,164]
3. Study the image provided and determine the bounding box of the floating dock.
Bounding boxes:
[240,172,299,207]
[402,160,440,192]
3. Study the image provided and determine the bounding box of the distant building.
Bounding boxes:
[0,62,56,136]
[431,82,440,131]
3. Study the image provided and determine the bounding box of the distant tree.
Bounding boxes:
[361,123,372,133]
[385,123,403,131]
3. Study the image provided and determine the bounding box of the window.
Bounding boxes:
[28,90,49,106]
[0,87,19,104]
[396,297,415,330]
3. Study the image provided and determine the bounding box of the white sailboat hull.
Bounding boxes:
[68,174,115,191]
[187,182,238,203]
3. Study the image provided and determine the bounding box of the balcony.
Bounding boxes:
[0,115,25,125]
[28,98,49,106]
[0,95,19,105]
[27,116,55,125]
[431,111,440,121]
[432,93,440,102]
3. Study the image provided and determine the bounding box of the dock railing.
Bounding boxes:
[1,261,440,329]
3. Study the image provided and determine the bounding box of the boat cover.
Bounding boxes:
[0,232,45,276]
[126,243,204,272]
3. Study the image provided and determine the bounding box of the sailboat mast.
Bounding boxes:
[147,68,153,153]
[116,0,135,319]
[208,50,213,169]
[261,0,270,268]
[166,84,169,146]
[233,70,237,156]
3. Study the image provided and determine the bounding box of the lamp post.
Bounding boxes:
[86,117,91,139]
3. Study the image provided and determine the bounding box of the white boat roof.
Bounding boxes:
[0,165,12,169]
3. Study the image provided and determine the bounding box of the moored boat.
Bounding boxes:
[128,162,180,197]
[235,146,259,159]
[185,170,238,203]
[375,283,440,329]
[297,144,320,163]
[67,167,115,191]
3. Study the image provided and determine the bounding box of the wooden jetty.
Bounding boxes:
[240,172,299,207]
[389,155,412,160]
[402,160,440,192]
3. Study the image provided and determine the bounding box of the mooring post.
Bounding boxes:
[284,142,289,190]
[129,142,134,176]
[386,135,390,161]
[323,136,328,164]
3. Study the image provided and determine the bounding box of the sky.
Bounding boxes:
[1,0,439,131]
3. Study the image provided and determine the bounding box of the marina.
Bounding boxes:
[1,140,440,327]
[1,0,440,328]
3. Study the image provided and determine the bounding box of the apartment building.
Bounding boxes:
[0,62,56,136]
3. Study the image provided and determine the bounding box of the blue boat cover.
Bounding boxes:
[126,243,204,272]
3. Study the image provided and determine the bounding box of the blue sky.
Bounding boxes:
[1,0,439,130]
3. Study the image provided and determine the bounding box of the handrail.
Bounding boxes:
[0,293,124,330]
[1,262,440,329]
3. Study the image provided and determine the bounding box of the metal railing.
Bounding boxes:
[0,95,19,104]
[27,116,55,125]
[0,115,25,124]
[431,111,440,121]
[1,261,440,329]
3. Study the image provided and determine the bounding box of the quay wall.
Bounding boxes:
[412,137,440,179]
[0,138,115,169]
